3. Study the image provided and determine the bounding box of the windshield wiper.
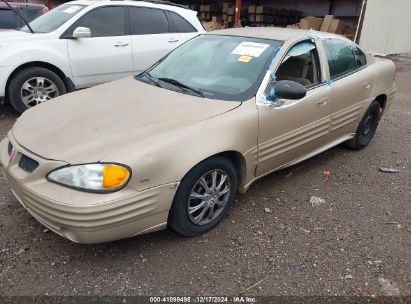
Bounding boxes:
[139,72,162,88]
[158,77,204,97]
[1,0,34,33]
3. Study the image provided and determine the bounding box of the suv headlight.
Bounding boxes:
[47,163,131,192]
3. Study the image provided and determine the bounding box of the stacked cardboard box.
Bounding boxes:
[199,5,211,21]
[221,2,235,23]
[249,5,273,23]
[300,16,323,30]
[248,6,301,25]
[288,15,346,34]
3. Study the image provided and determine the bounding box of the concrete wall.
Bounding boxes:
[359,0,411,55]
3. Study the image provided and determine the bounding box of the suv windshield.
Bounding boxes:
[21,4,86,33]
[139,35,282,101]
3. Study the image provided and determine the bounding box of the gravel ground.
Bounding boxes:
[0,56,409,299]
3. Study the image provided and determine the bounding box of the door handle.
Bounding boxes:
[363,81,371,90]
[168,38,179,43]
[114,42,129,47]
[317,97,329,107]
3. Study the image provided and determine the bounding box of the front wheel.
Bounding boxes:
[169,157,238,236]
[8,67,67,113]
[345,100,381,150]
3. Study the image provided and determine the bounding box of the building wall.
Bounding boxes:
[359,0,411,54]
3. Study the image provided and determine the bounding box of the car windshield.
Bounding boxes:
[139,35,283,101]
[20,3,86,33]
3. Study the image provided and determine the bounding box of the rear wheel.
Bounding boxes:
[8,67,66,113]
[169,157,238,236]
[346,101,381,150]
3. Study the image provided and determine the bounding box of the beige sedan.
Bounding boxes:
[0,28,396,243]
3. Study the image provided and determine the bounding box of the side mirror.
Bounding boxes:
[267,80,307,101]
[72,27,91,39]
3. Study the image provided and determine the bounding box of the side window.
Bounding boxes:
[74,6,125,37]
[354,47,367,67]
[322,38,359,79]
[130,7,169,35]
[167,11,196,33]
[275,41,321,88]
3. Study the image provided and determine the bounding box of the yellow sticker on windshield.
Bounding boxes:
[238,55,252,63]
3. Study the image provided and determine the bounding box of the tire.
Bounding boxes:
[8,67,67,114]
[345,101,381,150]
[169,156,238,236]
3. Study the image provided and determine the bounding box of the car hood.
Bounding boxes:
[0,30,51,45]
[12,77,241,163]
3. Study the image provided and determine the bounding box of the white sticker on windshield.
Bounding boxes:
[231,42,270,58]
[63,6,82,14]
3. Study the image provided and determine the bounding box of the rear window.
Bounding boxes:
[0,9,19,29]
[167,11,196,33]
[130,7,169,35]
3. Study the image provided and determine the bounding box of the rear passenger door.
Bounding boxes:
[321,39,373,138]
[129,7,182,74]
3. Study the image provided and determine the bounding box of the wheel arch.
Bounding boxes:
[177,150,248,193]
[5,61,74,100]
[208,150,247,190]
[375,94,387,113]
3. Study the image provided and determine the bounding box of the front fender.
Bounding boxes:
[0,39,71,95]
[105,100,259,193]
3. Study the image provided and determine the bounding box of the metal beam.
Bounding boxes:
[235,0,241,26]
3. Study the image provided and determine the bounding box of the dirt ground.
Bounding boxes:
[0,55,410,299]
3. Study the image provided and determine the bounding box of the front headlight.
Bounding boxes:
[47,163,131,192]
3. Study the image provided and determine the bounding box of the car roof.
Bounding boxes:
[208,27,345,42]
[67,0,190,10]
[0,1,46,8]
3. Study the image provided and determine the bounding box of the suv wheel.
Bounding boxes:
[8,67,66,113]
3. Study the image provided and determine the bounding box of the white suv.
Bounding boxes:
[0,0,204,113]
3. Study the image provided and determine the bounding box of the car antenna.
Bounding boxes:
[1,0,34,33]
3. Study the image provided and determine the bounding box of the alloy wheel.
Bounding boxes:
[187,169,231,226]
[20,77,59,108]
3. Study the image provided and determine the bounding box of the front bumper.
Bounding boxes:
[0,135,178,244]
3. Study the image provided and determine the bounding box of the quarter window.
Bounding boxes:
[354,47,367,67]
[75,6,126,37]
[322,38,359,79]
[167,11,196,33]
[130,7,169,35]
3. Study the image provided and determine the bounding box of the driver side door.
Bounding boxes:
[257,40,332,176]
[66,5,134,88]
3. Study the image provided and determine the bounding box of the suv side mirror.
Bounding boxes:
[72,27,91,39]
[267,80,307,101]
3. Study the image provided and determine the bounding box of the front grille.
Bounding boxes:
[7,141,13,156]
[18,155,39,173]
